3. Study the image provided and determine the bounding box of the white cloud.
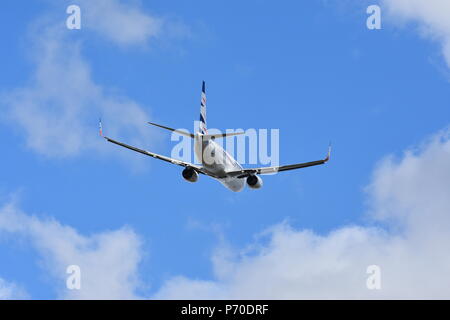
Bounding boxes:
[0,203,143,299]
[77,0,163,47]
[1,129,450,299]
[382,0,450,68]
[0,278,26,300]
[0,279,15,299]
[2,24,154,158]
[1,0,184,158]
[154,129,450,299]
[368,128,450,231]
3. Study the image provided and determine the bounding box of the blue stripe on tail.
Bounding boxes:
[199,81,207,134]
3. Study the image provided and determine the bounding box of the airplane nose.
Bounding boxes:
[231,181,245,192]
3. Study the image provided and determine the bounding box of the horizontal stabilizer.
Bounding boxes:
[148,122,244,140]
[148,122,194,138]
[202,132,245,140]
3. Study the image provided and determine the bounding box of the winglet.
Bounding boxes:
[325,143,332,162]
[99,118,103,137]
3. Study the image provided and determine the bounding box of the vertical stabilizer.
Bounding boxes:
[199,81,207,134]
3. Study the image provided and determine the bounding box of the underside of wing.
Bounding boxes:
[227,145,331,178]
[103,136,219,178]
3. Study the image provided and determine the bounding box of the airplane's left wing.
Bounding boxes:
[227,145,331,178]
[103,136,218,178]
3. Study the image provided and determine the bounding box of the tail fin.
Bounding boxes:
[199,81,207,134]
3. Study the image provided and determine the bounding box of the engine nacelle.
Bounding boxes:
[182,167,198,182]
[246,175,263,189]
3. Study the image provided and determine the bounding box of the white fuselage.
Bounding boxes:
[194,135,245,192]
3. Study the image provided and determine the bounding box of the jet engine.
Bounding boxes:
[246,175,263,189]
[182,167,198,182]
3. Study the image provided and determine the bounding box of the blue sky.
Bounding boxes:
[1,0,450,299]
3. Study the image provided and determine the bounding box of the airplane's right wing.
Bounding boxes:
[227,145,331,178]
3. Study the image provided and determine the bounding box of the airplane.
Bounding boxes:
[100,81,331,192]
